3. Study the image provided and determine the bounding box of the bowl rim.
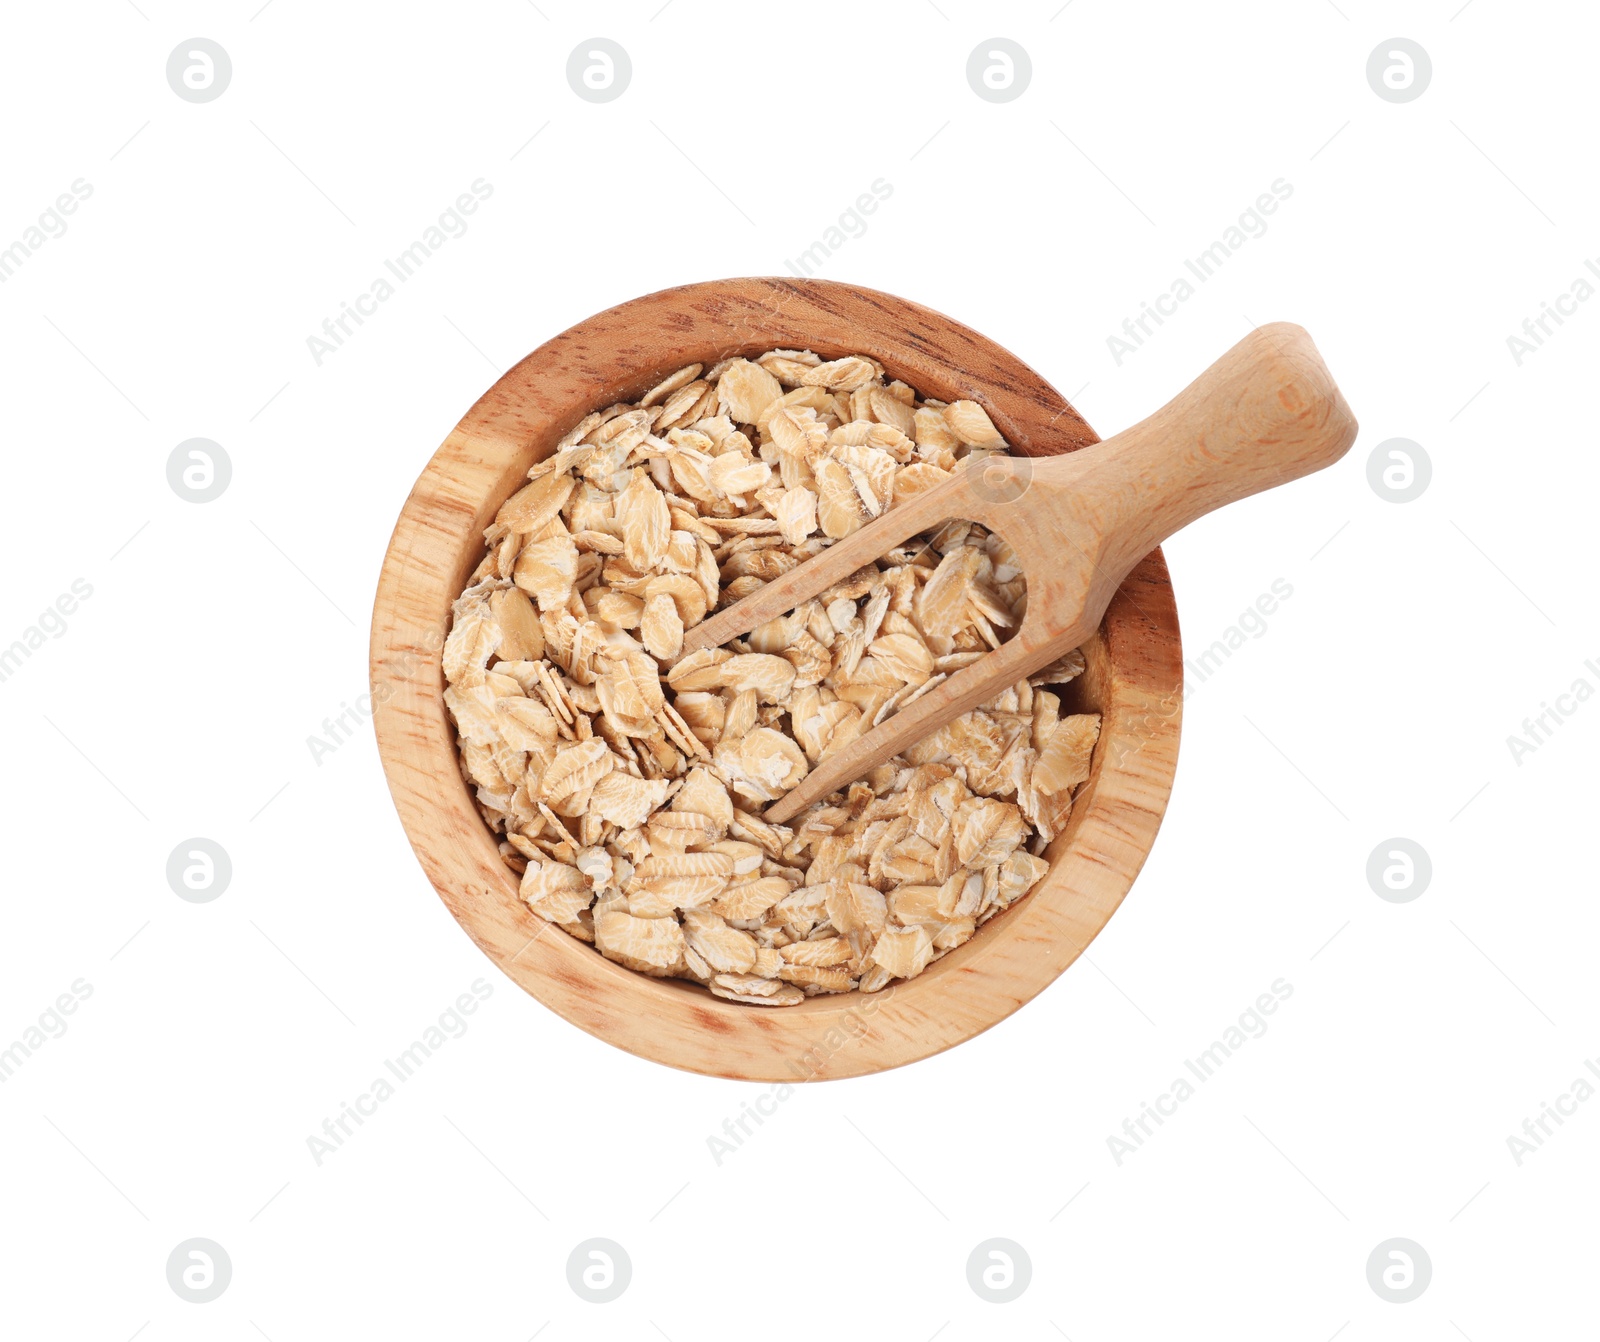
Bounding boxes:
[370,276,1183,1081]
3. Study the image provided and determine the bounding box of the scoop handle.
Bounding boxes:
[1086,323,1358,575]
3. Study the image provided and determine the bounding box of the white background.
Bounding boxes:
[1,1,1594,1337]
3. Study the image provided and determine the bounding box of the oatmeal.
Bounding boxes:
[442,349,1100,1004]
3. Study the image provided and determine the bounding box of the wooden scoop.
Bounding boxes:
[680,323,1358,825]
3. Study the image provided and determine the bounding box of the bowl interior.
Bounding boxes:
[371,278,1182,1079]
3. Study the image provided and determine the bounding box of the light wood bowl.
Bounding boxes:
[370,278,1183,1081]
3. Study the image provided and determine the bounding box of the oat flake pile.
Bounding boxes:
[442,349,1101,1006]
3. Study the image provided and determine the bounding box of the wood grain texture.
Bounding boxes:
[744,322,1356,822]
[370,277,1183,1081]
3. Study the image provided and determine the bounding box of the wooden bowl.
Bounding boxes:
[370,278,1183,1081]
